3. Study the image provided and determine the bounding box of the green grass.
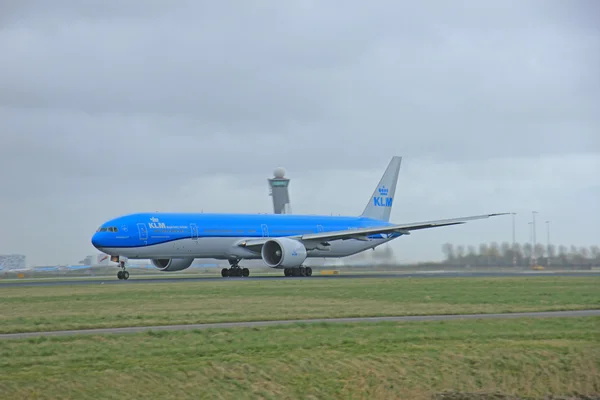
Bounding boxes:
[1,277,598,334]
[0,317,598,399]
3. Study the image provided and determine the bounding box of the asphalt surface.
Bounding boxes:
[0,271,598,287]
[1,309,598,340]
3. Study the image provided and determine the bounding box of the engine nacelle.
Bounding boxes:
[261,237,308,268]
[151,258,194,272]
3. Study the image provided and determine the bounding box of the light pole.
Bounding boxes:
[511,213,517,267]
[528,221,533,266]
[532,211,538,266]
[546,220,551,267]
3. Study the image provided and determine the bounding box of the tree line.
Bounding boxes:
[441,242,600,267]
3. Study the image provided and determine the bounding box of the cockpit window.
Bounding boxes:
[96,227,118,232]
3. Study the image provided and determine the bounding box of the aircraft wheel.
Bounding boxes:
[123,271,129,280]
[242,268,250,277]
[299,266,306,277]
[221,268,229,278]
[117,270,123,280]
[306,267,312,277]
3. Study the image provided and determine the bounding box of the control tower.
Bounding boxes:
[268,167,292,214]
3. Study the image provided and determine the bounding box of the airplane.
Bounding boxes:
[91,156,508,280]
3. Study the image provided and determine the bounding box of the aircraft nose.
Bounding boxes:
[91,233,102,249]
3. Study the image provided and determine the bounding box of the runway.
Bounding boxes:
[0,270,598,287]
[1,309,598,340]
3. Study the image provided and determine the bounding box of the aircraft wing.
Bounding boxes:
[238,213,509,251]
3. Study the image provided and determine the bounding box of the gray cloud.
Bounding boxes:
[0,0,598,265]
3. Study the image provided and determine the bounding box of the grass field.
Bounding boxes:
[1,277,599,334]
[1,317,598,399]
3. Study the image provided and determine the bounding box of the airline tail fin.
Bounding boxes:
[360,156,402,222]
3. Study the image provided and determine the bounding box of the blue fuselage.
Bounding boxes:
[91,212,398,261]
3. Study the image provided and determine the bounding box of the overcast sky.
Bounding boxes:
[1,0,598,266]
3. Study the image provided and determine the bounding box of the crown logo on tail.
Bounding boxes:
[378,186,389,196]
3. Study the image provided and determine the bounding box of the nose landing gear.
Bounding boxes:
[117,261,129,280]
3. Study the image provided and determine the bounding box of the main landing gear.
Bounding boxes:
[283,266,312,277]
[221,259,250,278]
[117,261,129,280]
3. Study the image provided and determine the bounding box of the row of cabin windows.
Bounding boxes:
[150,228,252,234]
[97,226,118,232]
[148,228,316,234]
[97,226,324,234]
[149,228,248,233]
[204,229,254,233]
[271,229,313,233]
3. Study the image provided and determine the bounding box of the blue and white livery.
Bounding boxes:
[91,156,507,279]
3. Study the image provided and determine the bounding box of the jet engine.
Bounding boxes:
[261,237,308,268]
[151,258,194,271]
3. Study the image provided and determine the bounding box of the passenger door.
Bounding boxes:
[190,223,199,241]
[137,223,148,241]
[261,224,269,237]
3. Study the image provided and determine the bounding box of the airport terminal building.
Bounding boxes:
[0,254,26,269]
